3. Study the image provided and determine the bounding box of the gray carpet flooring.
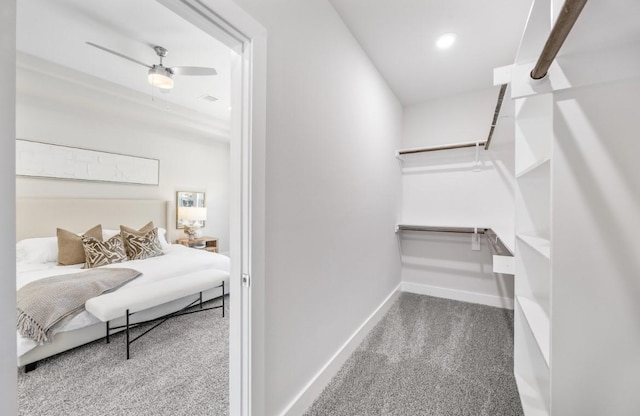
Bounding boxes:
[305,293,523,416]
[18,296,229,416]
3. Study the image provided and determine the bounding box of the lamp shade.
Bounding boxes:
[148,66,174,90]
[178,206,207,222]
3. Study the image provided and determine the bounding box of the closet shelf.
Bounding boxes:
[514,374,550,416]
[517,296,550,367]
[516,234,551,259]
[516,157,550,178]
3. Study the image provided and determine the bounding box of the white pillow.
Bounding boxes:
[157,227,171,250]
[102,229,121,240]
[102,227,171,250]
[16,237,58,264]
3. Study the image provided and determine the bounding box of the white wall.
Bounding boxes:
[15,55,230,251]
[400,87,515,307]
[551,77,640,415]
[228,0,403,414]
[0,1,17,414]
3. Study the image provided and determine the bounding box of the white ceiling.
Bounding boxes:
[16,0,232,127]
[329,0,532,105]
[17,0,634,121]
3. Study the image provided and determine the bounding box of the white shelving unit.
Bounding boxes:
[514,90,552,415]
[509,1,640,414]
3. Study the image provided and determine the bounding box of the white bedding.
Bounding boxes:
[17,244,230,357]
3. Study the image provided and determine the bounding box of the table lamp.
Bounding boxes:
[178,206,207,241]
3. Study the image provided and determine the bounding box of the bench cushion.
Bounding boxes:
[85,269,228,322]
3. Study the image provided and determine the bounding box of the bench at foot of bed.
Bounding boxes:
[85,270,227,359]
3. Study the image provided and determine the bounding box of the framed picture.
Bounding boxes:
[16,139,159,185]
[176,191,206,229]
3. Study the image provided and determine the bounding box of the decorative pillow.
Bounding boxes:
[121,227,163,260]
[57,225,103,266]
[156,228,171,250]
[81,234,128,269]
[16,237,59,264]
[120,221,154,237]
[102,229,122,240]
[111,223,170,250]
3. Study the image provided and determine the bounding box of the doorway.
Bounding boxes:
[6,0,265,415]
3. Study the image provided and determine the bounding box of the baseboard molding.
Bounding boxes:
[401,281,514,310]
[280,283,402,416]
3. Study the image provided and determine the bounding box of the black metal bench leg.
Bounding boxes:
[126,309,130,360]
[106,321,110,344]
[25,362,38,373]
[222,281,225,318]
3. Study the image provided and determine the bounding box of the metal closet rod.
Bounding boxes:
[484,84,508,150]
[397,81,507,157]
[484,228,506,256]
[396,225,511,256]
[396,141,486,157]
[530,0,588,80]
[396,225,488,234]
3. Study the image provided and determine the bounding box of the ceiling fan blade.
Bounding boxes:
[170,66,217,76]
[85,42,152,69]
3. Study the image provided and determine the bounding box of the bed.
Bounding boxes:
[16,198,230,369]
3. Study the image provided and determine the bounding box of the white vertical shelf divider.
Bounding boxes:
[514,90,552,416]
[512,0,555,403]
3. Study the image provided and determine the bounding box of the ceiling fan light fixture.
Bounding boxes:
[148,66,174,90]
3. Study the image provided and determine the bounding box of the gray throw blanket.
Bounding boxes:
[17,268,141,344]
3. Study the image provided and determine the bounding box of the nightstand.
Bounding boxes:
[176,236,218,253]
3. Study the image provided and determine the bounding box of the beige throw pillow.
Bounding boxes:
[57,224,103,266]
[120,221,154,237]
[82,234,128,269]
[121,227,163,261]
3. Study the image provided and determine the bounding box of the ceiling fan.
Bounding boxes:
[86,42,217,90]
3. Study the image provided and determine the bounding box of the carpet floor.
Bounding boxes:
[305,293,524,416]
[18,296,229,416]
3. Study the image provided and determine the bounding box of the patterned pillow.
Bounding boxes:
[120,221,154,238]
[121,228,163,261]
[81,234,127,269]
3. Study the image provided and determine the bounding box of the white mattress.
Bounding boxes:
[17,244,230,357]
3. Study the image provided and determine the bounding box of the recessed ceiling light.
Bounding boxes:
[436,33,457,49]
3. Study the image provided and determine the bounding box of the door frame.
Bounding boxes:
[0,0,266,414]
[157,2,266,414]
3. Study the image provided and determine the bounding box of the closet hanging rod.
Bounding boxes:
[396,225,514,256]
[530,0,588,80]
[396,141,486,158]
[484,84,508,150]
[484,228,505,255]
[396,225,488,234]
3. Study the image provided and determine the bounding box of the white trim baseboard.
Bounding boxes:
[280,283,402,416]
[401,281,514,310]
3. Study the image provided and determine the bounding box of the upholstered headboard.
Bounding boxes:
[16,198,170,241]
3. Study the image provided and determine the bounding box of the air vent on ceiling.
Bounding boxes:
[200,94,219,102]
